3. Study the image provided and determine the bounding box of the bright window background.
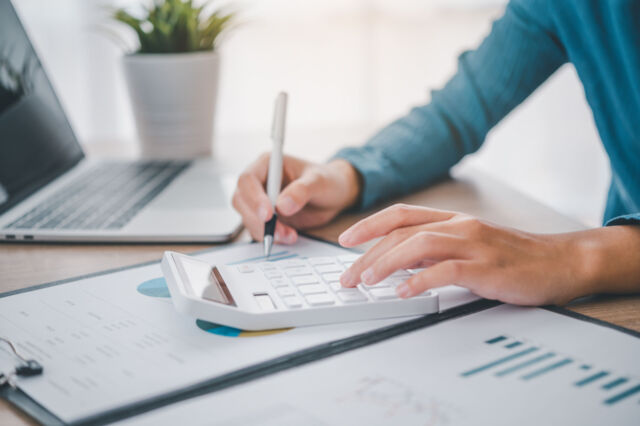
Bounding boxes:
[13,0,609,227]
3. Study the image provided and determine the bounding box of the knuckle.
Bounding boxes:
[391,203,412,217]
[388,227,406,241]
[462,217,485,235]
[415,230,434,245]
[306,169,324,185]
[446,260,465,280]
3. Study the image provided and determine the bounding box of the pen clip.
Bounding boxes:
[271,92,288,143]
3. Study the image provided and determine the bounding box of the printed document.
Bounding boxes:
[119,304,640,426]
[0,236,478,423]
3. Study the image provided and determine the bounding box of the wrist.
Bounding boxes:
[327,159,363,210]
[574,225,640,296]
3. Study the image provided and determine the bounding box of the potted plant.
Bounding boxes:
[112,0,234,158]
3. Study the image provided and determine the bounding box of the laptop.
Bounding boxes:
[0,0,242,243]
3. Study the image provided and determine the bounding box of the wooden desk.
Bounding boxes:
[1,167,638,425]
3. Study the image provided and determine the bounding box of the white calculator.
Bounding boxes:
[161,251,439,330]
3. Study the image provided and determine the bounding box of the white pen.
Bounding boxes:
[263,92,288,257]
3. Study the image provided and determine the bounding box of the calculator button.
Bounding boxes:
[257,262,277,271]
[264,271,283,279]
[314,263,344,274]
[283,265,313,277]
[329,282,344,292]
[286,266,314,277]
[283,296,303,308]
[277,286,296,297]
[305,293,335,306]
[297,284,327,295]
[291,275,319,285]
[337,291,368,303]
[385,277,407,286]
[338,254,360,263]
[270,278,289,288]
[254,293,277,311]
[369,287,399,300]
[369,280,391,288]
[322,273,342,283]
[236,264,255,273]
[280,259,306,268]
[309,257,334,266]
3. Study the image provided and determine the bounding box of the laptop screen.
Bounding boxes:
[0,0,84,214]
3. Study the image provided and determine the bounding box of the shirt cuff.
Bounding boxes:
[330,147,449,212]
[605,213,640,227]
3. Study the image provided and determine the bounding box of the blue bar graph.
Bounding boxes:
[495,352,555,377]
[602,377,629,390]
[521,358,573,380]
[604,384,640,405]
[461,347,538,377]
[575,371,609,387]
[462,335,638,409]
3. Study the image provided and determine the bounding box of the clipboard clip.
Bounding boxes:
[0,336,43,389]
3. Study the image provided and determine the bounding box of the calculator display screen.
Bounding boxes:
[176,257,236,306]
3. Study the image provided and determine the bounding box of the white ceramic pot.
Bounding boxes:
[123,51,219,159]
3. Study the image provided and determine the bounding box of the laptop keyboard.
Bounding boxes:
[5,161,190,230]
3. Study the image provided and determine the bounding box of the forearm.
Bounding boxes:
[334,0,567,211]
[577,225,640,296]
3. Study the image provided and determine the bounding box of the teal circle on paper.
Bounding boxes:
[137,277,170,298]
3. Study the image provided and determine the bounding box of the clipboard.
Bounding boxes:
[2,237,638,425]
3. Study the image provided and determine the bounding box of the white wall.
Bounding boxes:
[13,0,609,226]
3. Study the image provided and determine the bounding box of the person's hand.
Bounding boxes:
[338,204,640,306]
[232,154,361,243]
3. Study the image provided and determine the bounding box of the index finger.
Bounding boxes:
[246,152,271,182]
[339,204,455,247]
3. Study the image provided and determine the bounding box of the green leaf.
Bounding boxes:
[110,0,235,54]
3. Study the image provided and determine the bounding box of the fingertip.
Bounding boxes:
[284,226,298,244]
[338,230,355,247]
[248,227,264,243]
[340,271,351,287]
[276,195,299,216]
[396,283,413,298]
[275,223,298,245]
[360,268,376,286]
[258,204,272,222]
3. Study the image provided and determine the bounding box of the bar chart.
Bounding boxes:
[460,335,640,407]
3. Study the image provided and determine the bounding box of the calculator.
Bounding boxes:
[161,251,439,330]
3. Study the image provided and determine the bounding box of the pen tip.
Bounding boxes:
[263,236,273,258]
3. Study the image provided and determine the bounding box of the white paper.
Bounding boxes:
[119,305,640,426]
[0,236,478,423]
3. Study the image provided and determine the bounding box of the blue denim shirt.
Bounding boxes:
[334,0,639,227]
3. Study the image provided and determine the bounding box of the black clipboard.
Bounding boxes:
[2,237,638,425]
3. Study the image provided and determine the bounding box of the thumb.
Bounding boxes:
[276,170,322,216]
